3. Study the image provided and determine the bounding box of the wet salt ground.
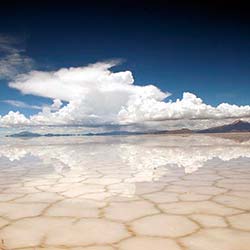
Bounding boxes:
[0,134,250,250]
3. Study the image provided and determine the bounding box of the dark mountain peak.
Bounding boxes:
[232,119,247,125]
[199,120,250,133]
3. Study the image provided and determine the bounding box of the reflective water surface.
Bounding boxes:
[1,134,250,250]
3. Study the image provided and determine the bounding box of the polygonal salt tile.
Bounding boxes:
[14,192,63,203]
[228,213,250,230]
[62,184,105,197]
[135,183,166,195]
[24,179,57,186]
[217,178,250,184]
[38,183,69,192]
[79,192,114,201]
[104,200,159,222]
[0,202,48,220]
[0,217,75,249]
[108,195,141,202]
[227,191,250,199]
[180,228,250,250]
[83,178,121,185]
[0,217,9,228]
[183,174,221,181]
[45,218,130,245]
[213,195,250,210]
[190,214,227,228]
[179,193,211,201]
[218,170,242,177]
[142,191,178,203]
[159,201,241,216]
[0,182,23,188]
[73,246,115,250]
[0,193,25,202]
[166,185,226,195]
[118,236,182,250]
[216,183,250,191]
[45,198,105,217]
[3,186,39,194]
[157,176,181,183]
[58,177,85,183]
[108,183,136,197]
[130,214,199,237]
[27,248,69,250]
[172,180,214,186]
[0,217,130,248]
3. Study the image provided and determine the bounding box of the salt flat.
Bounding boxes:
[0,134,250,250]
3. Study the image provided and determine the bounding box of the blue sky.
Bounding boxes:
[0,1,250,129]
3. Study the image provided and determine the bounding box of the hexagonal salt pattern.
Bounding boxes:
[0,134,250,250]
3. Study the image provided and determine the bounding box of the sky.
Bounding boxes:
[0,0,250,131]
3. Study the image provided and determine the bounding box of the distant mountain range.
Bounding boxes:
[6,120,250,137]
[6,130,155,137]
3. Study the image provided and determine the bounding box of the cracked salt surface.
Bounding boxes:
[0,134,250,250]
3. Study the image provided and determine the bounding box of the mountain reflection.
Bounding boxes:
[1,134,250,197]
[1,134,250,173]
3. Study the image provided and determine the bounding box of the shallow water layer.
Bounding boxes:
[0,134,250,250]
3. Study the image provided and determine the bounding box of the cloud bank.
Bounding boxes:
[2,100,42,110]
[1,61,250,129]
[0,34,34,79]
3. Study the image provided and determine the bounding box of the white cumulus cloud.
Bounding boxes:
[0,111,30,126]
[1,60,250,129]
